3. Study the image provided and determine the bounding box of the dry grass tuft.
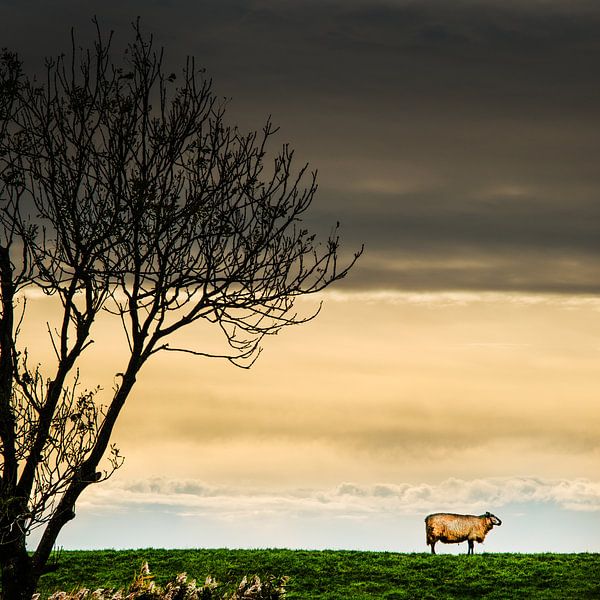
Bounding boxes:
[32,562,288,600]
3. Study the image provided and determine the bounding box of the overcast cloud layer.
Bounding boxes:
[2,0,599,293]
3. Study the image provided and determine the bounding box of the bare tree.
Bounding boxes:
[0,21,361,599]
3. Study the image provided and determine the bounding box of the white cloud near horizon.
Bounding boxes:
[78,476,600,520]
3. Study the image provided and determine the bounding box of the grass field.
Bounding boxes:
[33,549,600,599]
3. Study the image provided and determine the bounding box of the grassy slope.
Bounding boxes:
[36,549,600,599]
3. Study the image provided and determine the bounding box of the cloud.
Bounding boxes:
[318,289,600,310]
[334,249,600,294]
[79,476,600,519]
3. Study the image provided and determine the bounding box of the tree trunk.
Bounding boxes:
[1,545,37,600]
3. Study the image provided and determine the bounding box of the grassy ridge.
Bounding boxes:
[36,549,600,599]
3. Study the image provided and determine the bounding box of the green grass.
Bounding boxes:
[35,549,600,599]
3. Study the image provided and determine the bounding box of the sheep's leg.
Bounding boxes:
[467,540,474,555]
[430,541,436,555]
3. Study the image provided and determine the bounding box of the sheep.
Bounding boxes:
[425,511,502,555]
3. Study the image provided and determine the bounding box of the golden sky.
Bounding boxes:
[22,289,600,487]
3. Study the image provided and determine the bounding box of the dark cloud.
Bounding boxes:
[1,0,599,293]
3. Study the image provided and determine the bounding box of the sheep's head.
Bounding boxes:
[485,512,502,526]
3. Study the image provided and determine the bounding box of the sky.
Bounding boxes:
[2,0,600,553]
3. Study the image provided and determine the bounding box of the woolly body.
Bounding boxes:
[425,512,501,555]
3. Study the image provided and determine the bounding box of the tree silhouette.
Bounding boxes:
[0,22,361,598]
